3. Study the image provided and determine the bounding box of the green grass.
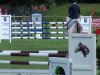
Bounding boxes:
[0,64,48,69]
[0,39,68,50]
[44,3,100,21]
[80,4,100,16]
[98,69,100,75]
[47,3,100,16]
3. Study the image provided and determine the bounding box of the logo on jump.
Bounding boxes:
[4,17,7,22]
[75,42,90,58]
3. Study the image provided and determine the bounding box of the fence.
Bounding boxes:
[0,50,67,75]
[11,17,100,39]
[11,22,68,39]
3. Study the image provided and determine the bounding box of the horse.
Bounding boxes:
[66,17,83,33]
[75,42,90,57]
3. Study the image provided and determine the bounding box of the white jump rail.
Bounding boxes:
[12,37,68,39]
[0,60,48,65]
[12,22,67,25]
[12,27,67,29]
[12,31,66,34]
[0,69,49,75]
[0,50,67,54]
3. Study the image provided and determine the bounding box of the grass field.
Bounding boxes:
[46,3,100,16]
[0,39,67,50]
[97,69,100,75]
[44,3,100,21]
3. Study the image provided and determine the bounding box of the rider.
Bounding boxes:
[67,0,83,33]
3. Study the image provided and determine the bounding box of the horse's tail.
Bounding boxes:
[67,19,82,33]
[74,19,82,33]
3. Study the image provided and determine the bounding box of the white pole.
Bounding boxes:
[90,16,92,34]
[0,14,1,43]
[10,15,11,43]
[0,60,48,65]
[29,61,48,65]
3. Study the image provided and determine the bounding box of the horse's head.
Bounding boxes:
[75,42,90,57]
[75,42,83,53]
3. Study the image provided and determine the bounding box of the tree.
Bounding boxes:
[54,0,68,5]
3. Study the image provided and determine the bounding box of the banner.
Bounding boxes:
[92,18,100,28]
[81,16,92,34]
[0,15,11,43]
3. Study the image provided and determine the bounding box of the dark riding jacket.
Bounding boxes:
[68,3,80,19]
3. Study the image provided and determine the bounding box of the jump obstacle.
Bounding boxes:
[0,50,67,54]
[0,15,92,42]
[0,50,67,74]
[0,50,67,65]
[0,50,67,75]
[0,34,96,75]
[11,22,68,39]
[0,15,96,75]
[12,21,67,25]
[0,50,67,57]
[49,33,96,75]
[11,16,92,40]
